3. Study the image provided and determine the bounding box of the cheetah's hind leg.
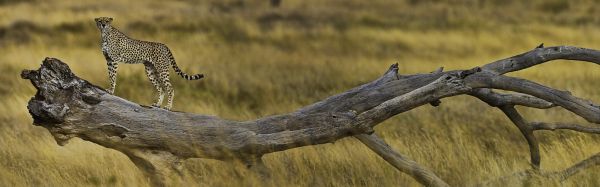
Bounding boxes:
[159,71,174,110]
[144,62,164,108]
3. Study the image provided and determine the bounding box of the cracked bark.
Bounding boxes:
[21,45,600,186]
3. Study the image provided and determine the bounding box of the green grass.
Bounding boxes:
[1,0,599,186]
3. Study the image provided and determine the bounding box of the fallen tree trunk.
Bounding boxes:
[21,45,600,186]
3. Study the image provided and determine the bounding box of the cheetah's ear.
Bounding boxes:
[108,17,113,22]
[94,18,99,22]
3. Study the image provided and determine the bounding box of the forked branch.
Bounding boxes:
[21,45,600,186]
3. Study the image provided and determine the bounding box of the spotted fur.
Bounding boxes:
[95,17,204,110]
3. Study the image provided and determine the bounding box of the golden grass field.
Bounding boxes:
[1,0,600,186]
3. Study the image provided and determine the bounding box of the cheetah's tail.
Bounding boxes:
[174,65,204,80]
[168,50,204,80]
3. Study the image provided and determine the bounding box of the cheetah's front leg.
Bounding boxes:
[107,61,119,94]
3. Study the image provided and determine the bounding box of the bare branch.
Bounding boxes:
[466,73,600,123]
[123,150,184,186]
[530,122,600,134]
[356,70,475,128]
[483,152,600,185]
[469,89,555,109]
[355,134,449,187]
[550,153,600,181]
[499,106,541,169]
[297,63,400,114]
[482,46,600,74]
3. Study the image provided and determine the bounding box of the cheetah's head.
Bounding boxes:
[94,17,113,30]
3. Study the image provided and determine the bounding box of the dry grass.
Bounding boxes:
[1,0,599,186]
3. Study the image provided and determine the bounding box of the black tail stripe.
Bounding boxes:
[167,49,203,80]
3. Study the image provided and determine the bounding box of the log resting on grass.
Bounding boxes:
[21,45,600,186]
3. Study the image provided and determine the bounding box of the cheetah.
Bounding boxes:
[95,17,204,110]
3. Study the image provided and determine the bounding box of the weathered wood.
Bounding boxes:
[499,106,541,169]
[552,153,600,181]
[355,134,449,187]
[469,89,555,109]
[469,89,544,170]
[531,122,600,133]
[482,46,600,74]
[22,58,471,186]
[480,153,600,186]
[21,45,600,186]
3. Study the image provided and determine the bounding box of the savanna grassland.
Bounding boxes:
[1,0,600,186]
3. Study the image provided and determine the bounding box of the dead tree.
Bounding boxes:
[21,45,600,186]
